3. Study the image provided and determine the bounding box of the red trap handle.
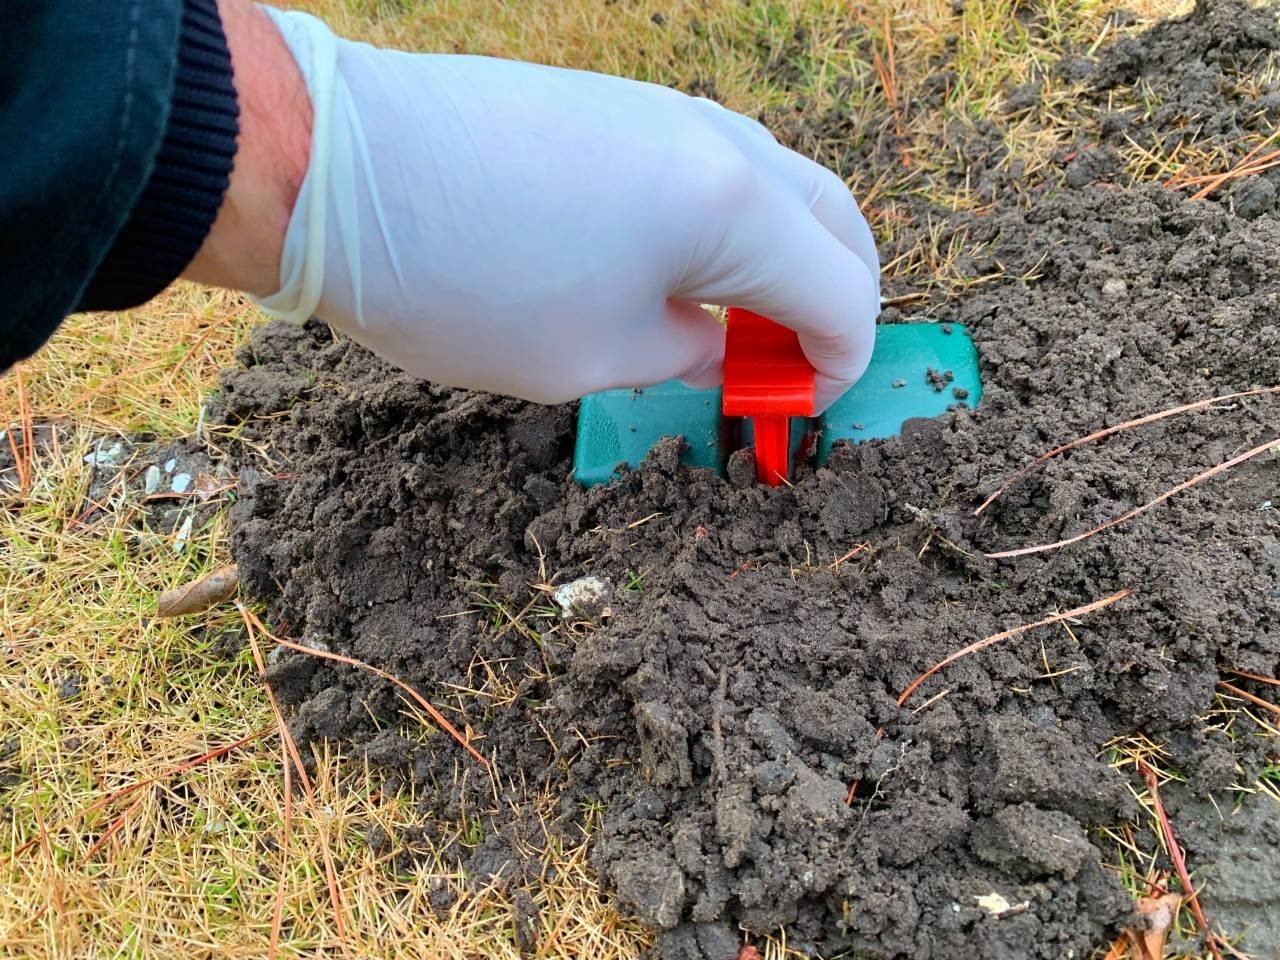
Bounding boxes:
[722,308,816,486]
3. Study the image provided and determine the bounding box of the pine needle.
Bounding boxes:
[986,437,1279,559]
[81,794,146,864]
[1185,128,1280,200]
[1217,680,1280,718]
[1,727,271,868]
[1224,667,1279,687]
[269,734,293,960]
[239,603,353,960]
[242,607,488,766]
[975,386,1280,517]
[897,590,1131,706]
[1140,762,1222,960]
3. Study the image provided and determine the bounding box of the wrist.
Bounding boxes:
[182,0,312,296]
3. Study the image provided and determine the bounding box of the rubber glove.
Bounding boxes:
[256,8,880,410]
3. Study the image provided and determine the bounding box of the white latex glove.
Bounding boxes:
[256,8,880,410]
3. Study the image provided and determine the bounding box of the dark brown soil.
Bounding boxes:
[767,0,1280,308]
[216,3,1280,958]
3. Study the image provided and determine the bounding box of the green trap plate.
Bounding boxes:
[573,323,982,486]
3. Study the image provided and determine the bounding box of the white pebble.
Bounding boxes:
[553,576,612,619]
[172,515,194,554]
[84,440,124,466]
[1102,277,1128,299]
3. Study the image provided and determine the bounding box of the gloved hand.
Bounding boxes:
[257,8,880,410]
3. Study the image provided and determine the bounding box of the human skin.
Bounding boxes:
[181,0,312,296]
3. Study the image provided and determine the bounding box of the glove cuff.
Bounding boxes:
[252,7,340,325]
[78,0,240,311]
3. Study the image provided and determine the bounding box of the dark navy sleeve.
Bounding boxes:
[0,0,240,372]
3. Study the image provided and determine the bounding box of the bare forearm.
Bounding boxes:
[181,0,311,296]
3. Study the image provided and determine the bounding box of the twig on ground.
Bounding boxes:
[909,688,951,715]
[1224,667,1279,687]
[829,543,873,570]
[975,386,1280,517]
[846,590,1130,805]
[1180,151,1280,191]
[896,591,1131,706]
[1181,129,1280,200]
[1140,762,1223,960]
[1217,680,1280,718]
[880,292,928,309]
[3,417,25,494]
[986,438,1279,559]
[240,604,487,766]
[874,9,910,169]
[17,368,34,495]
[269,731,293,960]
[4,366,34,494]
[82,794,146,864]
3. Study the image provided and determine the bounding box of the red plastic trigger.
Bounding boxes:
[722,308,816,486]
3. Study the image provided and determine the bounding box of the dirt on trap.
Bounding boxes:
[215,4,1280,957]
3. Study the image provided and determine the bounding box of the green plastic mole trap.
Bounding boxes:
[573,317,983,487]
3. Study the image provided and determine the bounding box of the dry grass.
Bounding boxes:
[10,285,260,437]
[0,431,648,958]
[1101,694,1280,960]
[1,0,1275,958]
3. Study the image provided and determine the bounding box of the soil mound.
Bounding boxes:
[218,5,1280,958]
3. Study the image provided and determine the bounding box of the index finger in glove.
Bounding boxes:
[692,98,880,292]
[675,187,878,413]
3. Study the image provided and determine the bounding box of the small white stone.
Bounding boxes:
[553,576,613,619]
[973,892,1029,916]
[84,440,124,466]
[975,892,1011,915]
[1102,277,1128,299]
[171,473,192,494]
[144,465,162,495]
[172,515,194,554]
[164,458,177,472]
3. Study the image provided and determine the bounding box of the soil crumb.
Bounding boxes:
[217,4,1280,958]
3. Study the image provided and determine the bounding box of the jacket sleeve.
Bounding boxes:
[0,0,240,373]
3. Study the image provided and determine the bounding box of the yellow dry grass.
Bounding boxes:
[3,1,1274,958]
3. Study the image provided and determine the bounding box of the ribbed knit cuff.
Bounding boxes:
[78,0,239,311]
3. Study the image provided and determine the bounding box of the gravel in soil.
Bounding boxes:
[217,3,1280,957]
